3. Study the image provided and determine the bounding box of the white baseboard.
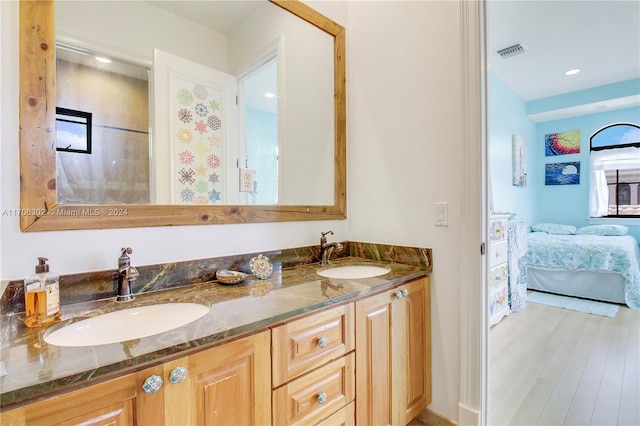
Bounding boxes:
[457,402,481,426]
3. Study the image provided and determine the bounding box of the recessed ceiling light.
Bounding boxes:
[564,68,580,76]
[95,56,112,64]
[264,92,275,98]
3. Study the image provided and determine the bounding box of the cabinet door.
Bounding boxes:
[355,277,430,426]
[162,330,271,426]
[396,277,430,425]
[136,364,167,425]
[355,287,394,425]
[0,370,145,425]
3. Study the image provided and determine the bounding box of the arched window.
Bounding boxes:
[589,123,640,217]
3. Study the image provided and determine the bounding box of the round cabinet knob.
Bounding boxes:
[317,391,327,404]
[317,336,328,348]
[169,366,188,384]
[394,290,403,300]
[401,288,408,297]
[142,375,163,394]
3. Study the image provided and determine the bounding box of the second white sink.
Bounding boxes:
[317,264,391,279]
[44,303,210,347]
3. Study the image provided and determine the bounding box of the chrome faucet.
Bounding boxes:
[319,231,343,265]
[116,247,139,302]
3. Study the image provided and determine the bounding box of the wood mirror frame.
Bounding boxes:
[19,0,346,231]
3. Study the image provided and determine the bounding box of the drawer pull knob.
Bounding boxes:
[142,375,163,394]
[394,290,403,300]
[169,366,188,384]
[317,336,328,348]
[401,288,408,297]
[317,391,327,404]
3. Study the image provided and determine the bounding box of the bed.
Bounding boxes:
[526,230,640,309]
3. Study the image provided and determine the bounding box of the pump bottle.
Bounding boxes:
[24,257,61,327]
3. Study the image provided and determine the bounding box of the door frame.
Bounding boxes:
[459,0,490,425]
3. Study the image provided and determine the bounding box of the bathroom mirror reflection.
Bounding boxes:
[19,0,346,231]
[55,0,334,207]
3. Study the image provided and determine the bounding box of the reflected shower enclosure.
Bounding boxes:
[55,45,151,205]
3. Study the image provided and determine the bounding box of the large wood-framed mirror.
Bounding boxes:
[19,0,346,231]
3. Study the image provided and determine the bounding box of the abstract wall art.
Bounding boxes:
[545,130,580,156]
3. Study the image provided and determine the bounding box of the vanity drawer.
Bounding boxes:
[272,303,355,387]
[317,401,354,426]
[273,353,355,426]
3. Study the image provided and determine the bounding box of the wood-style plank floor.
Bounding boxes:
[489,299,640,426]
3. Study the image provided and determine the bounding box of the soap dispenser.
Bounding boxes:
[24,257,61,328]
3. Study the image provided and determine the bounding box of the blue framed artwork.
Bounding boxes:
[545,162,580,185]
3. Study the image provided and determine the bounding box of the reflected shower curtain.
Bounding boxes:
[56,126,151,205]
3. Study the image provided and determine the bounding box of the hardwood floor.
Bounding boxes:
[489,300,640,426]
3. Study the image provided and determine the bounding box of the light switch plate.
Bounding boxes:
[435,201,448,226]
[239,168,255,192]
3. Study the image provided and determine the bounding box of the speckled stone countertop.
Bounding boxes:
[0,243,431,409]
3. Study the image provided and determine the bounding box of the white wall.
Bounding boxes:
[0,0,347,279]
[347,1,473,422]
[1,1,479,424]
[56,1,227,71]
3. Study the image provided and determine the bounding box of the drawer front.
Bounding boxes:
[272,304,355,387]
[489,240,508,268]
[273,353,355,426]
[490,284,509,316]
[489,217,508,242]
[316,401,354,426]
[489,263,508,290]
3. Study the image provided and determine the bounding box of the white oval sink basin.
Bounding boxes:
[45,303,210,347]
[317,265,391,279]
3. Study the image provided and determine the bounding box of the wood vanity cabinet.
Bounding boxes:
[0,331,271,426]
[1,277,431,426]
[144,330,271,425]
[355,277,431,426]
[271,304,356,425]
[0,370,143,425]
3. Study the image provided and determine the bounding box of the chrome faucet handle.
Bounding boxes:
[120,247,132,258]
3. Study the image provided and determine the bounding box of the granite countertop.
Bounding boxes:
[0,257,427,409]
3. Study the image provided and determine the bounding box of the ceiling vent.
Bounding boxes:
[497,43,525,59]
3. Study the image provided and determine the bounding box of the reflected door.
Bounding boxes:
[240,59,279,205]
[153,49,238,205]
